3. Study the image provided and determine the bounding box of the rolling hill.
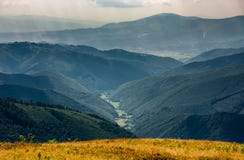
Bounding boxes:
[0,42,182,91]
[0,13,244,58]
[0,98,133,142]
[0,71,116,121]
[112,53,244,141]
[0,84,93,114]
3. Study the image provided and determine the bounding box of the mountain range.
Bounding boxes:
[0,13,244,143]
[0,42,182,91]
[0,13,244,59]
[0,42,244,142]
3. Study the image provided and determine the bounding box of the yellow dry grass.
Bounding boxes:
[0,138,244,160]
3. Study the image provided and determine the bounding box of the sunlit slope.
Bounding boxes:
[0,139,244,160]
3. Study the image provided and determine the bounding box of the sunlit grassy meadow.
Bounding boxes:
[0,139,244,160]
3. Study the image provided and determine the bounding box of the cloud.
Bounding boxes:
[193,0,201,3]
[0,0,173,9]
[162,0,172,6]
[94,0,173,8]
[0,0,30,6]
[0,0,243,22]
[94,0,141,8]
[139,0,172,7]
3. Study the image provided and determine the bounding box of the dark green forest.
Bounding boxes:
[0,98,133,142]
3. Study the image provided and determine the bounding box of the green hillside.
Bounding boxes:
[0,42,182,91]
[112,53,244,142]
[0,71,116,121]
[0,98,133,142]
[0,84,93,114]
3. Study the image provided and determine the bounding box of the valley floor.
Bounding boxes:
[100,93,134,130]
[0,139,244,160]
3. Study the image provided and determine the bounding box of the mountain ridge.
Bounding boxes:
[188,47,244,63]
[0,42,182,91]
[1,13,243,58]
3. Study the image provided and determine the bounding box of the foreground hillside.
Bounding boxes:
[0,139,244,160]
[0,98,133,142]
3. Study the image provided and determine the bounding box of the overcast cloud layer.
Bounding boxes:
[0,0,243,22]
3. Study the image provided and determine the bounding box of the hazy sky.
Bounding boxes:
[0,0,244,22]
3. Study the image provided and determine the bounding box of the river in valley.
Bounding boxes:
[100,94,134,130]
